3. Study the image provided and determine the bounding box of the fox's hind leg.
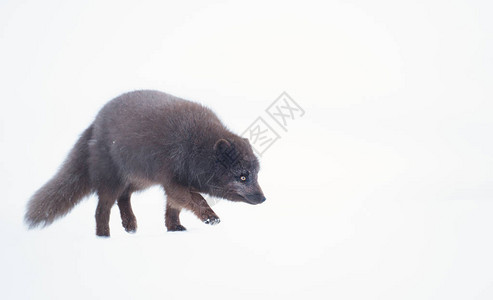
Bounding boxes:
[165,203,186,231]
[89,137,126,237]
[95,190,119,237]
[117,187,137,233]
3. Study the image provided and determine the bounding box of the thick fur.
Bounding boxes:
[25,125,93,228]
[25,90,265,237]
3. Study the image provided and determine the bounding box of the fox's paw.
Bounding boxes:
[204,216,221,225]
[122,219,137,233]
[167,224,187,232]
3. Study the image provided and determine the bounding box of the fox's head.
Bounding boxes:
[208,137,266,205]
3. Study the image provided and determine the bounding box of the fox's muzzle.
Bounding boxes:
[244,192,266,205]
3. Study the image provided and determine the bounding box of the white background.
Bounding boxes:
[1,0,493,299]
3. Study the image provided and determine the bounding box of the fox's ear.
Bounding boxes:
[214,139,231,153]
[214,139,238,167]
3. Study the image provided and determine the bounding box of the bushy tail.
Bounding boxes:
[25,125,94,228]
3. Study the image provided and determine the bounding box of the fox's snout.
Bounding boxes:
[243,192,266,205]
[247,184,266,204]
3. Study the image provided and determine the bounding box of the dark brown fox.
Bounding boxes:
[25,90,265,237]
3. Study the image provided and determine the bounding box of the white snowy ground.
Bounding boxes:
[1,1,493,299]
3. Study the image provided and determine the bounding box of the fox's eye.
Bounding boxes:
[240,175,247,181]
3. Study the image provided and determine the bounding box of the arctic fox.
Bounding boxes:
[25,90,265,237]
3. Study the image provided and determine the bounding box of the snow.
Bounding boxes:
[1,0,493,299]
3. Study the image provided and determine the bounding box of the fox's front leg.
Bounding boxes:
[190,192,220,225]
[164,182,220,227]
[165,202,186,231]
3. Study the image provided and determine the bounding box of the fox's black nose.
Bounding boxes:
[247,194,266,204]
